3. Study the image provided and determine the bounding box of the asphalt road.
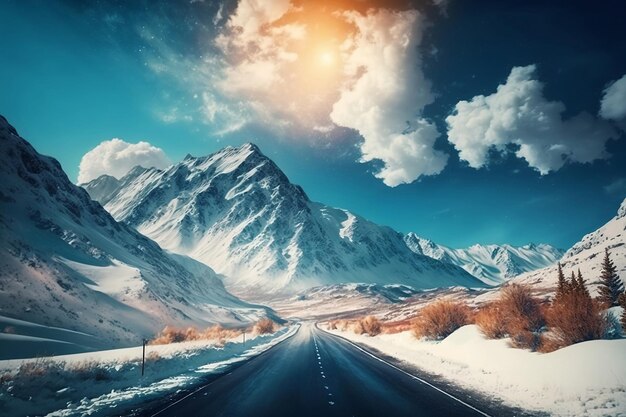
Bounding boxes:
[144,323,497,417]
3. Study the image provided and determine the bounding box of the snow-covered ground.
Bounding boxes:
[0,324,298,417]
[325,325,626,417]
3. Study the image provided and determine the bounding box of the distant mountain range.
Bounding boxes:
[0,116,267,349]
[404,234,564,286]
[83,143,484,296]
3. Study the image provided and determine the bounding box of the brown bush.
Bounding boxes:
[150,326,188,344]
[499,284,545,350]
[381,319,413,334]
[359,316,382,336]
[15,357,64,380]
[203,325,241,341]
[327,320,338,330]
[412,300,471,340]
[150,325,243,345]
[353,320,365,335]
[337,319,349,331]
[544,293,607,351]
[254,318,276,335]
[475,302,507,339]
[68,360,110,381]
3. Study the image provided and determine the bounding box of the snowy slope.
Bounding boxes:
[513,198,626,293]
[0,116,268,355]
[404,233,564,285]
[326,325,626,416]
[85,144,483,296]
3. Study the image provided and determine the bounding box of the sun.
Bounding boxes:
[318,51,335,67]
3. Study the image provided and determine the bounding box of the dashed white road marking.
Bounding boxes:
[319,327,492,417]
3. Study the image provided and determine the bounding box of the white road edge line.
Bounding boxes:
[150,325,300,417]
[319,326,493,417]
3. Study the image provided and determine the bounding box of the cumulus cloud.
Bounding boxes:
[446,65,617,174]
[600,73,626,121]
[78,139,171,183]
[330,9,447,187]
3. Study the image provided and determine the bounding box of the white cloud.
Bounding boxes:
[330,9,447,187]
[446,65,617,174]
[604,177,626,196]
[78,139,171,183]
[600,73,626,121]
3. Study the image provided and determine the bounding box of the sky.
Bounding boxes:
[1,0,625,249]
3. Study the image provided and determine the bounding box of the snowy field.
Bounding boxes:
[0,324,298,417]
[325,325,626,417]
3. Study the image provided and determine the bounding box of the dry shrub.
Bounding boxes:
[475,302,507,339]
[543,294,607,352]
[146,351,161,362]
[254,318,276,335]
[337,319,349,331]
[68,360,110,381]
[0,372,12,384]
[16,358,64,379]
[203,325,241,341]
[151,324,243,345]
[353,320,365,335]
[499,284,545,350]
[358,316,382,336]
[327,320,338,330]
[412,300,470,340]
[150,326,188,344]
[382,319,413,334]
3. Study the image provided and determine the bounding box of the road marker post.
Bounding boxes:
[142,338,147,376]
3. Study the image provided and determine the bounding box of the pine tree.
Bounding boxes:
[577,269,590,298]
[570,271,578,292]
[619,292,626,331]
[555,262,567,301]
[597,249,624,307]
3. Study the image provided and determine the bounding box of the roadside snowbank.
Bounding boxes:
[0,324,298,417]
[326,325,626,416]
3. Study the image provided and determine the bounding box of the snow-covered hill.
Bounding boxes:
[404,233,564,285]
[513,198,626,293]
[0,116,267,353]
[84,143,483,296]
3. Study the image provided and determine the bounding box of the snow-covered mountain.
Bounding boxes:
[79,174,120,205]
[84,143,483,296]
[404,233,564,285]
[513,198,626,293]
[0,116,267,350]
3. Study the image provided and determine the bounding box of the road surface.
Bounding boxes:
[145,323,494,417]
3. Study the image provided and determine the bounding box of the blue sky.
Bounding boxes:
[1,0,625,249]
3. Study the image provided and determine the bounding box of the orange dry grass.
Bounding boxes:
[150,325,243,345]
[412,300,471,340]
[499,284,545,350]
[254,318,277,335]
[475,302,508,339]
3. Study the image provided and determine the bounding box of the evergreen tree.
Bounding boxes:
[555,262,567,301]
[577,269,590,297]
[598,249,624,307]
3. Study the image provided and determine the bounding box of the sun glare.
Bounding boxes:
[319,51,335,66]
